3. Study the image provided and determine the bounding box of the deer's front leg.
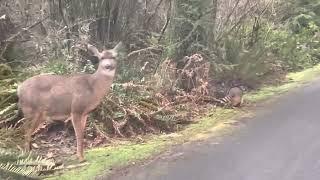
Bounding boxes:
[71,113,87,162]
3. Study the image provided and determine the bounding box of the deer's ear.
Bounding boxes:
[109,42,123,57]
[87,44,102,59]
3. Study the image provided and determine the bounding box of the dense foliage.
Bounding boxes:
[0,0,319,178]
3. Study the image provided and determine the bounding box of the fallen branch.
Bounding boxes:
[4,16,50,42]
[147,100,178,117]
[93,123,112,142]
[40,162,89,177]
[127,46,163,58]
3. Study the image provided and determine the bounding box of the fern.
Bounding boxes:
[0,148,61,179]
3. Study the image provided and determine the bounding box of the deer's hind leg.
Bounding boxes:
[24,111,45,151]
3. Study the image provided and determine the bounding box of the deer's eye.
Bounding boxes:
[105,65,114,70]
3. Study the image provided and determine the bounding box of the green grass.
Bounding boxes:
[48,108,239,180]
[48,64,320,180]
[48,140,168,180]
[245,64,320,102]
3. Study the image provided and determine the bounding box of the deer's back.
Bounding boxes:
[18,74,99,119]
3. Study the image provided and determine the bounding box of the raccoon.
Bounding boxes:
[220,86,244,107]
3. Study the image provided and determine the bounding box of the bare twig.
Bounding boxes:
[0,15,48,62]
[216,2,258,42]
[148,102,174,117]
[222,0,241,28]
[0,42,8,62]
[0,94,14,108]
[4,16,50,42]
[145,0,165,28]
[258,0,273,17]
[58,0,68,27]
[93,124,112,141]
[127,46,163,58]
[112,119,127,137]
[158,0,171,42]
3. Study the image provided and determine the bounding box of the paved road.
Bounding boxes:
[107,79,320,180]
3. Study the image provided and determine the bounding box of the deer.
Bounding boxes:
[17,42,122,162]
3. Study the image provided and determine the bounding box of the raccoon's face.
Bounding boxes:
[239,86,247,92]
[231,96,242,106]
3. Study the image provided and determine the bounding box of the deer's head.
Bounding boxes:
[87,42,123,77]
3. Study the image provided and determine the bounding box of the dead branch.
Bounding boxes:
[216,2,258,42]
[127,46,163,58]
[58,0,68,27]
[148,102,173,117]
[158,0,171,42]
[114,82,155,91]
[63,162,89,170]
[222,0,241,28]
[173,22,200,48]
[1,16,45,60]
[258,0,273,17]
[0,94,14,108]
[145,0,165,28]
[42,162,88,177]
[0,42,9,62]
[4,16,50,42]
[112,119,128,137]
[93,123,112,141]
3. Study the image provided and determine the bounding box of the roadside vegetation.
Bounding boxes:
[0,0,319,179]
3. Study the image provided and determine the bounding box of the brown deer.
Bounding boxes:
[17,42,122,162]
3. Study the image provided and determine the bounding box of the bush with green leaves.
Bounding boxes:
[288,0,320,32]
[214,35,275,88]
[262,22,319,71]
[42,60,77,75]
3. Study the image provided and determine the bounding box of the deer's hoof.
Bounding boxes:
[77,154,86,163]
[24,143,31,152]
[78,157,86,163]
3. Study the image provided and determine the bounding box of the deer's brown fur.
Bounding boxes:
[17,42,122,162]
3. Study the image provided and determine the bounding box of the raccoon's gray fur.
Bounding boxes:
[220,86,244,107]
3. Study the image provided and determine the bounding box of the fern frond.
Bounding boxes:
[0,148,59,179]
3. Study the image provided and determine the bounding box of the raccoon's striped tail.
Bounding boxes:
[219,95,231,105]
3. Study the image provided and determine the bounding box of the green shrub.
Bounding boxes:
[214,36,273,88]
[42,60,76,75]
[261,20,319,71]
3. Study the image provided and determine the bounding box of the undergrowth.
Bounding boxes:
[0,0,319,178]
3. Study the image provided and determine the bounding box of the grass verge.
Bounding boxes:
[47,64,320,180]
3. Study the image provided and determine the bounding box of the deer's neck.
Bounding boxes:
[91,72,115,98]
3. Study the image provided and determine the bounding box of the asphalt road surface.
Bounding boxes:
[107,78,320,180]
